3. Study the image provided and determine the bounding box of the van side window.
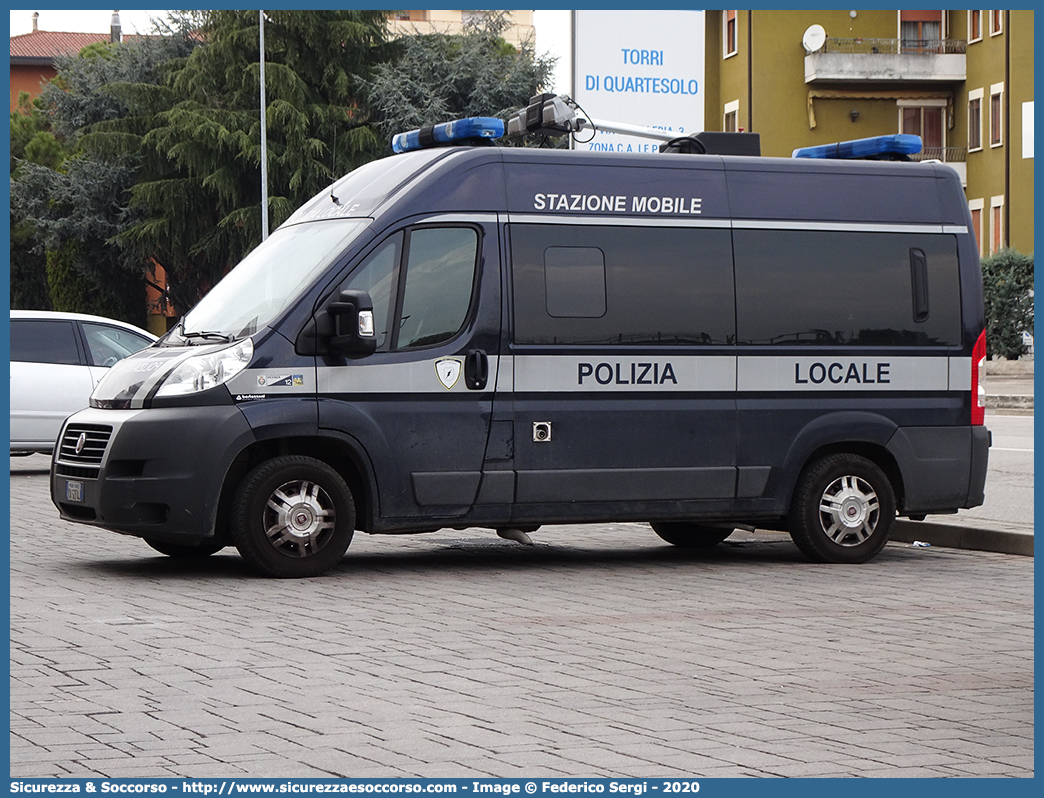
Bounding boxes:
[511,224,734,345]
[398,227,478,349]
[734,231,962,346]
[342,233,403,351]
[340,226,478,352]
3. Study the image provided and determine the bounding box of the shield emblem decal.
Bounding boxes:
[435,358,462,390]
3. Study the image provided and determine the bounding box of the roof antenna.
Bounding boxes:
[330,130,340,205]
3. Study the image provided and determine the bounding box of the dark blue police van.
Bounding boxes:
[51,121,990,577]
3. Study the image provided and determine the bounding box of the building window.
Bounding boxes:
[968,199,984,257]
[989,9,1003,36]
[724,100,739,132]
[969,10,982,42]
[990,197,1004,254]
[990,83,1004,146]
[900,10,942,52]
[900,105,945,155]
[724,10,738,58]
[968,89,983,151]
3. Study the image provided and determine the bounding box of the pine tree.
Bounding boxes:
[366,11,556,139]
[114,10,392,314]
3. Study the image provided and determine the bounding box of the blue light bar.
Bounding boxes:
[792,134,922,160]
[391,117,505,154]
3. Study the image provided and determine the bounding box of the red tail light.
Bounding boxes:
[971,330,986,426]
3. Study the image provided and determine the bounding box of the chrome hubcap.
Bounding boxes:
[263,479,336,558]
[818,475,879,546]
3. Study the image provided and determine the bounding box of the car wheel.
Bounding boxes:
[231,455,355,578]
[651,521,734,548]
[144,539,225,558]
[788,454,895,564]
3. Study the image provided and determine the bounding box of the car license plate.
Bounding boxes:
[65,480,84,502]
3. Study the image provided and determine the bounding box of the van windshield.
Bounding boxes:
[174,220,369,341]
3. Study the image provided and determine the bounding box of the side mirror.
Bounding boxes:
[295,289,376,356]
[327,289,377,355]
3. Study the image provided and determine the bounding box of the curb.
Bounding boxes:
[891,519,1034,556]
[986,394,1033,409]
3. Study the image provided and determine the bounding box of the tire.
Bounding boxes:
[231,455,355,578]
[145,539,225,558]
[651,522,735,548]
[787,454,896,564]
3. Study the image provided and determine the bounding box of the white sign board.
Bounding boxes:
[1023,101,1034,159]
[572,10,705,154]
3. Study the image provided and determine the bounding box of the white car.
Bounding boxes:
[10,310,157,454]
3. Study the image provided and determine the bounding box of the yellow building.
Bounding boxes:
[389,10,534,50]
[704,9,1033,256]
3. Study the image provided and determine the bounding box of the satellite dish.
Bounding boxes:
[802,24,827,53]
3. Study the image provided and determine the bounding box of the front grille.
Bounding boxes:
[54,463,101,480]
[57,424,113,467]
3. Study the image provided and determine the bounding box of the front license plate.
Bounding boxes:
[65,480,84,502]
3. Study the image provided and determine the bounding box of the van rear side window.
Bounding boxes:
[734,230,962,346]
[511,224,734,345]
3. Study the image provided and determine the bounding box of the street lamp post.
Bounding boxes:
[259,10,269,241]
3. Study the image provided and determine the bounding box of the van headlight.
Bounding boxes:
[154,339,253,397]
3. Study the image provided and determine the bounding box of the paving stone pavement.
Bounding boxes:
[9,457,1034,778]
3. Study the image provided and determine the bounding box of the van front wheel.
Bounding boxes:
[231,456,355,578]
[651,522,734,548]
[788,454,895,564]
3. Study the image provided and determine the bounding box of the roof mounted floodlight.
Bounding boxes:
[506,93,584,138]
[389,94,761,156]
[391,117,505,154]
[792,134,922,160]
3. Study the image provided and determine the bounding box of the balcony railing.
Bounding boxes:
[822,37,967,55]
[910,147,967,163]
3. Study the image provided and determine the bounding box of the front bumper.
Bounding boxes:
[51,405,254,542]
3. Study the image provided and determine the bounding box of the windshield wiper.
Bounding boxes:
[181,329,234,343]
[167,319,234,345]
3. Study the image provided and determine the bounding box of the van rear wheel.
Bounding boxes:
[788,454,895,564]
[231,455,355,578]
[651,522,734,548]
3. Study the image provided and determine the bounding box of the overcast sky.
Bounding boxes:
[9,9,169,36]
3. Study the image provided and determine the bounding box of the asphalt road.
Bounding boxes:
[9,457,1034,778]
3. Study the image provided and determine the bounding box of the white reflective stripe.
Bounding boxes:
[405,212,499,225]
[513,354,735,392]
[738,356,950,392]
[510,354,954,393]
[508,215,964,235]
[507,214,731,228]
[494,354,515,392]
[316,356,501,394]
[730,220,954,234]
[948,356,973,391]
[298,354,959,395]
